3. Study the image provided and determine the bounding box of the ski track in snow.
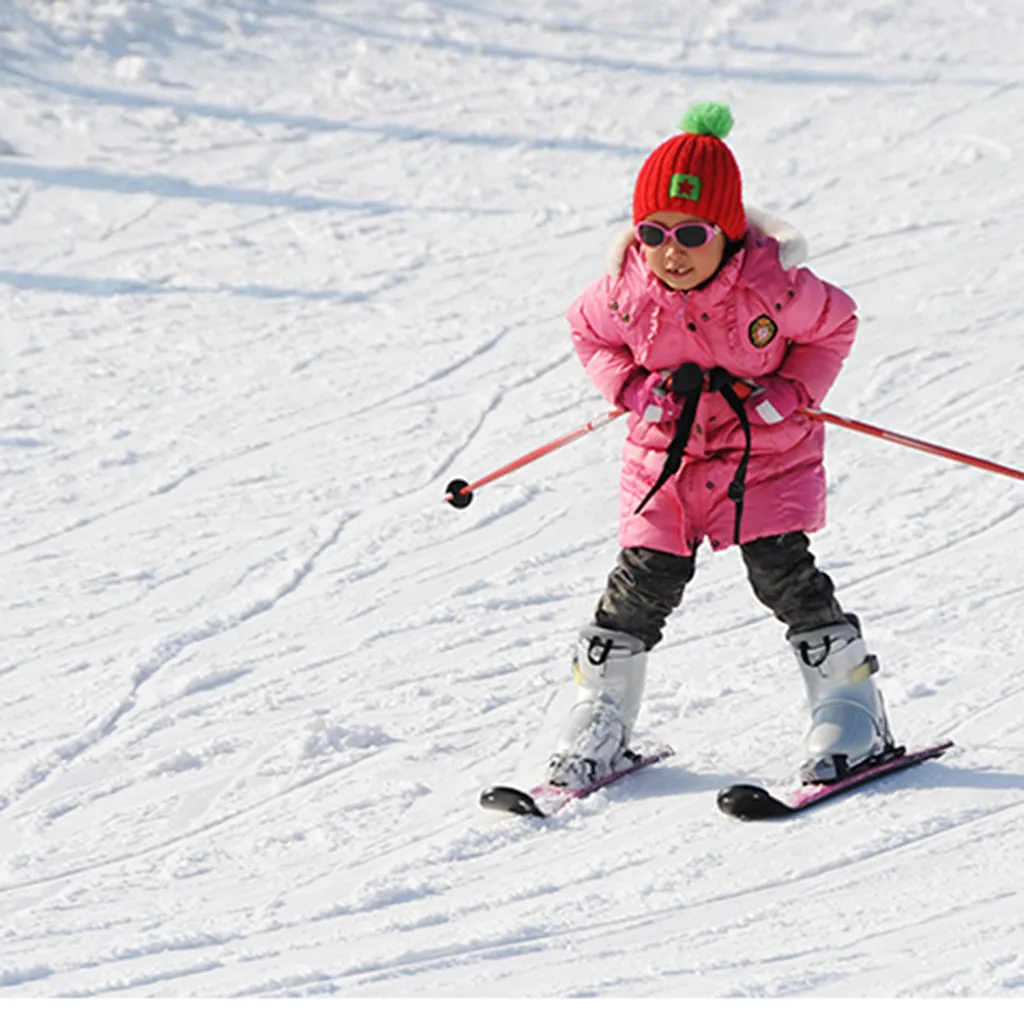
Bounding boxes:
[1,0,1023,1000]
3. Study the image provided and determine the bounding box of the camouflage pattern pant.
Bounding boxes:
[593,531,846,650]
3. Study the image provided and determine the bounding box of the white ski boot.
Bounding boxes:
[790,616,895,783]
[546,625,648,789]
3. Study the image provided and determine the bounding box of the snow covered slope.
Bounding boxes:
[1,0,1023,998]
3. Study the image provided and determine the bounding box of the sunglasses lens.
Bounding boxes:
[673,224,712,247]
[637,223,668,247]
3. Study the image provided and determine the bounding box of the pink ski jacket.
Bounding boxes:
[568,230,857,556]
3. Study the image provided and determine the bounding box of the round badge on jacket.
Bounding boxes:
[748,314,778,348]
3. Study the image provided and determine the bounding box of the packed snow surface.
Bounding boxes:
[1,0,1023,999]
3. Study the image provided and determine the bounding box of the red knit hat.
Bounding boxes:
[632,102,746,241]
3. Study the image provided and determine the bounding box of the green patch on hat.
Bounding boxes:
[680,102,734,139]
[669,173,701,201]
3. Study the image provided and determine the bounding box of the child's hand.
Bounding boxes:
[618,370,685,423]
[745,376,803,425]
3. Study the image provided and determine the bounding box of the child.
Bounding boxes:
[548,102,895,789]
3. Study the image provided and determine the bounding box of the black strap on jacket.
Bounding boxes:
[710,373,753,545]
[633,363,703,516]
[634,365,754,546]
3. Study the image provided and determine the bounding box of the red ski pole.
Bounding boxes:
[443,408,626,508]
[443,402,1023,509]
[711,377,1022,480]
[801,408,1024,483]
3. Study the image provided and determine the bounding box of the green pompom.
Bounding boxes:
[680,102,734,139]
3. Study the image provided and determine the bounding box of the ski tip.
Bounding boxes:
[717,783,794,821]
[479,785,546,818]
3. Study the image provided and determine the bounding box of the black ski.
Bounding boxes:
[717,740,954,821]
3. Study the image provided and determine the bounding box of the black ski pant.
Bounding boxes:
[593,531,846,651]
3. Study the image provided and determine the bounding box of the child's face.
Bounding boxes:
[639,211,727,291]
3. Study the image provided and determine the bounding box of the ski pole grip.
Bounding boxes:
[705,367,754,400]
[666,362,703,395]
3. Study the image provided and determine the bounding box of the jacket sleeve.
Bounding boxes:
[774,269,858,408]
[568,276,643,407]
